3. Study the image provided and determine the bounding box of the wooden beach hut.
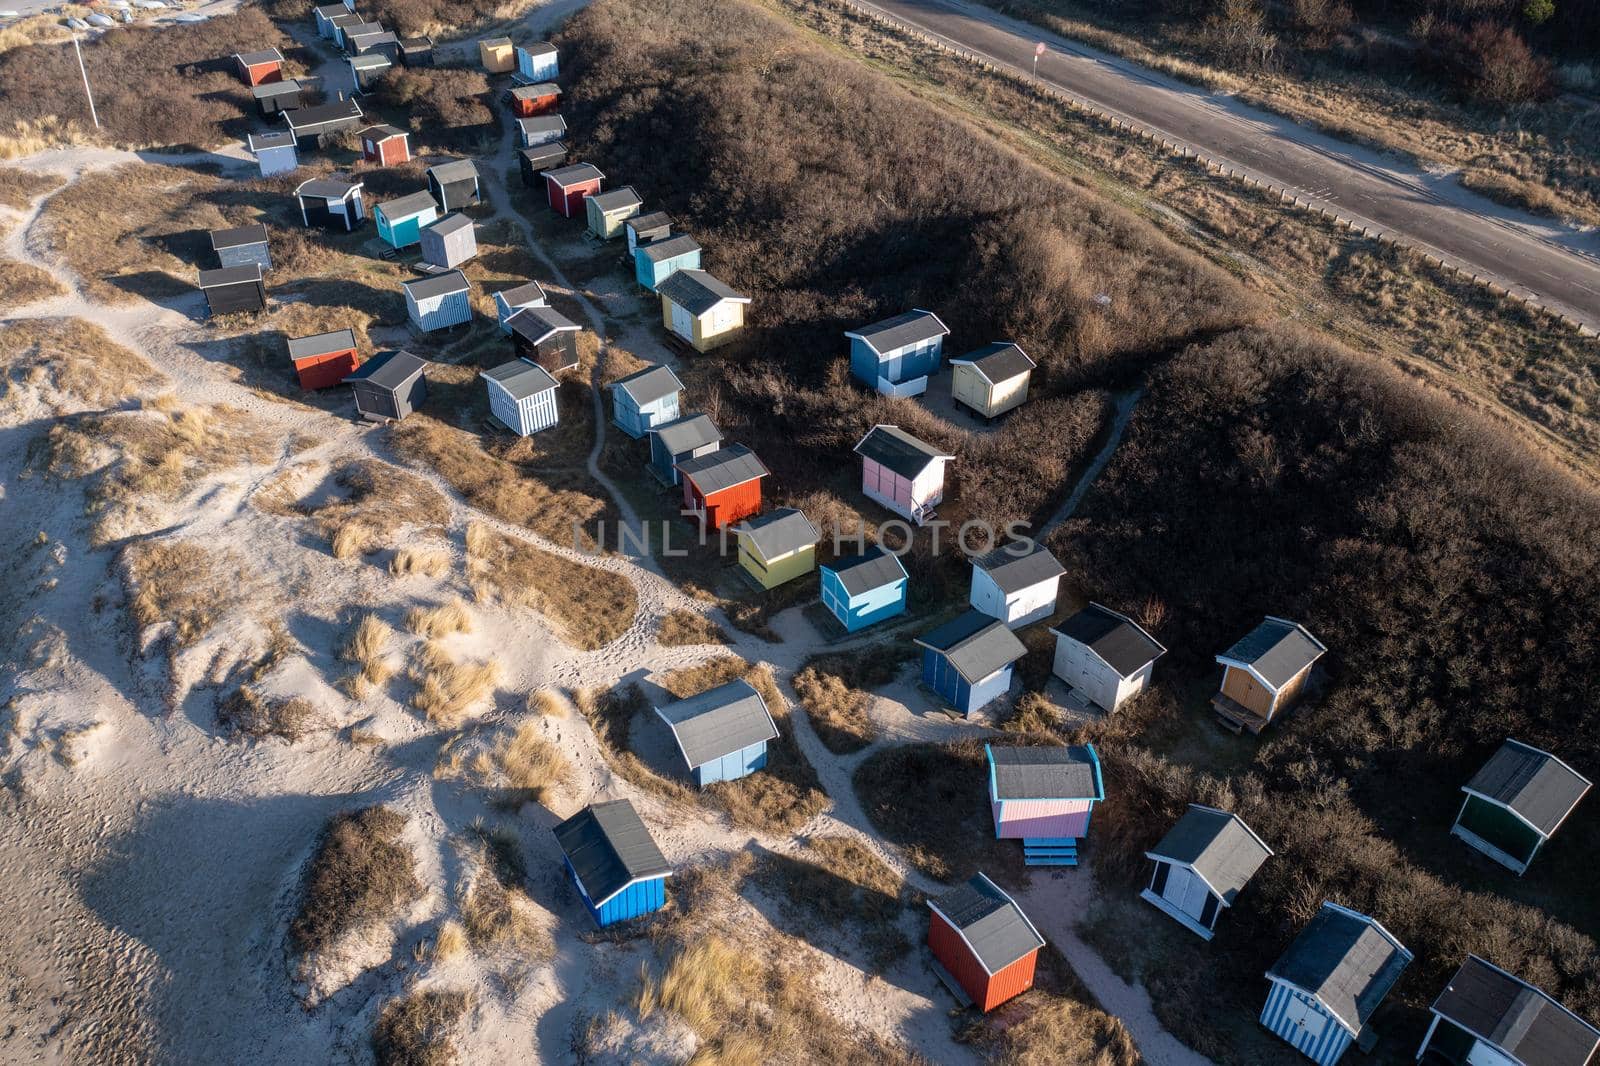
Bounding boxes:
[507,82,560,116]
[1416,957,1600,1066]
[1212,617,1326,734]
[515,114,566,148]
[482,359,560,437]
[927,873,1045,1012]
[846,309,948,397]
[732,508,819,590]
[677,444,769,530]
[373,190,438,249]
[283,97,363,148]
[402,271,470,332]
[552,800,671,928]
[359,124,410,166]
[820,547,908,633]
[344,350,427,421]
[634,234,700,291]
[586,186,642,240]
[545,163,603,218]
[1050,603,1165,714]
[478,36,513,73]
[233,48,284,87]
[648,414,720,486]
[514,40,557,82]
[507,305,581,374]
[949,342,1036,420]
[198,265,265,316]
[419,213,477,270]
[985,743,1104,866]
[295,177,365,232]
[916,610,1026,717]
[969,542,1064,627]
[347,52,391,93]
[625,211,673,253]
[249,131,298,177]
[853,424,953,527]
[252,78,302,116]
[1141,805,1271,940]
[657,269,749,352]
[609,364,684,439]
[1451,739,1590,875]
[517,143,566,188]
[493,281,547,334]
[287,329,360,391]
[426,159,480,212]
[653,679,779,788]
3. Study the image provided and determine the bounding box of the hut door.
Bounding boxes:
[671,302,693,339]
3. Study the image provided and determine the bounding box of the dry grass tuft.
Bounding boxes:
[755,836,911,971]
[0,259,64,311]
[442,718,570,806]
[576,684,696,803]
[464,522,637,650]
[371,988,470,1066]
[340,613,395,695]
[331,521,378,560]
[123,541,252,650]
[459,832,551,961]
[791,645,916,755]
[1,317,163,409]
[0,165,64,208]
[657,609,729,647]
[405,599,472,639]
[216,688,321,742]
[432,920,468,963]
[409,643,499,725]
[291,806,422,959]
[634,935,762,1034]
[527,688,568,718]
[390,545,452,578]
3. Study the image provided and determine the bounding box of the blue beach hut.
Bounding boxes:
[374,190,438,250]
[845,309,949,397]
[648,413,721,485]
[653,678,779,788]
[609,364,684,439]
[820,547,908,633]
[634,234,702,291]
[515,40,558,82]
[915,610,1026,716]
[553,799,672,928]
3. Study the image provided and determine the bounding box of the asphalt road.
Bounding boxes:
[849,0,1600,332]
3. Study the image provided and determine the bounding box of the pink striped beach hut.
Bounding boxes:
[986,743,1103,867]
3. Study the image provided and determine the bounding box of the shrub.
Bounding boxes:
[217,689,320,742]
[371,989,469,1066]
[291,806,421,958]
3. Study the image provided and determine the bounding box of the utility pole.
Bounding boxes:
[72,34,100,129]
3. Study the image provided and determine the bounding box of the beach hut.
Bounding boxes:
[403,271,470,332]
[249,131,298,177]
[347,29,397,59]
[493,281,547,334]
[586,186,642,240]
[481,358,560,437]
[515,114,566,148]
[916,611,1026,717]
[359,124,410,166]
[648,414,721,486]
[732,508,819,590]
[197,265,265,316]
[515,40,557,82]
[985,744,1103,866]
[209,223,270,270]
[251,78,302,116]
[1263,902,1411,1066]
[653,679,779,788]
[1416,956,1600,1066]
[634,234,701,291]
[1141,805,1271,939]
[517,143,566,188]
[507,82,560,117]
[969,542,1064,627]
[283,97,363,149]
[233,48,284,87]
[1451,739,1590,875]
[1050,603,1165,714]
[344,350,427,421]
[397,36,434,67]
[326,12,362,48]
[314,4,348,37]
[373,190,438,248]
[552,800,671,928]
[609,364,684,439]
[927,873,1045,1012]
[657,269,749,353]
[949,342,1036,420]
[338,22,382,53]
[286,329,359,391]
[507,305,581,374]
[347,52,391,92]
[846,309,949,397]
[426,159,481,212]
[853,424,953,527]
[295,178,365,232]
[1211,617,1326,734]
[545,163,603,218]
[419,213,477,270]
[677,444,769,530]
[625,211,672,253]
[820,547,908,633]
[478,36,514,73]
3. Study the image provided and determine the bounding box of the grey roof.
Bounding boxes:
[508,304,580,345]
[495,281,547,308]
[655,269,748,316]
[545,162,603,186]
[824,546,907,598]
[1269,903,1411,1034]
[210,223,268,250]
[1051,603,1165,679]
[676,444,769,494]
[481,359,557,401]
[638,234,700,263]
[519,143,567,166]
[846,308,949,354]
[929,873,1044,975]
[654,678,779,770]
[552,799,671,907]
[358,123,406,140]
[349,53,391,70]
[284,98,362,132]
[343,349,426,389]
[915,610,1026,684]
[733,508,818,561]
[627,211,672,235]
[1464,741,1591,837]
[234,49,283,66]
[853,424,952,480]
[1430,956,1600,1066]
[197,264,261,288]
[951,341,1035,384]
[1147,805,1271,905]
[481,34,511,46]
[398,35,433,49]
[973,542,1064,596]
[987,744,1101,801]
[424,212,473,238]
[1219,617,1326,689]
[610,364,683,407]
[509,81,559,98]
[327,11,362,26]
[296,177,361,200]
[252,79,301,99]
[519,40,556,56]
[517,114,567,135]
[651,413,721,455]
[314,4,346,15]
[402,270,468,300]
[286,328,356,360]
[377,190,438,217]
[250,131,297,151]
[427,158,478,184]
[589,186,641,212]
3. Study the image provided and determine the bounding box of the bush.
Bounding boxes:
[291,806,421,958]
[1433,21,1556,107]
[370,67,495,152]
[372,989,469,1066]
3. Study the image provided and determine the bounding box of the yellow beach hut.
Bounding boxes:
[657,269,750,353]
[478,36,514,73]
[732,508,819,590]
[948,342,1036,419]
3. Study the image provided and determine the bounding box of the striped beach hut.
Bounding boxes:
[915,610,1026,717]
[481,359,559,437]
[608,364,683,439]
[1141,805,1271,940]
[402,271,470,332]
[653,679,779,788]
[819,547,908,633]
[1263,902,1411,1066]
[553,800,671,928]
[927,873,1045,1012]
[1451,739,1590,875]
[985,744,1103,866]
[420,213,477,270]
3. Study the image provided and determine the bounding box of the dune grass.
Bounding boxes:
[1,317,163,409]
[464,522,637,650]
[291,806,421,960]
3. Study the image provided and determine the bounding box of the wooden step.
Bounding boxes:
[1025,855,1078,867]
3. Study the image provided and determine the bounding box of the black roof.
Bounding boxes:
[846,309,949,354]
[638,234,700,263]
[517,115,567,136]
[519,143,567,167]
[628,211,672,235]
[284,98,363,133]
[250,131,297,151]
[987,744,1101,800]
[929,873,1044,975]
[209,223,268,250]
[553,800,672,907]
[914,610,1026,684]
[973,542,1065,596]
[286,328,356,360]
[610,364,684,407]
[197,264,261,288]
[508,304,580,346]
[296,177,362,201]
[1147,805,1271,904]
[676,443,769,494]
[343,349,427,390]
[1269,902,1411,1034]
[1430,956,1600,1066]
[495,281,547,308]
[1464,741,1591,837]
[1219,617,1326,689]
[234,49,283,66]
[853,424,952,481]
[1052,603,1165,679]
[359,123,406,141]
[402,270,468,300]
[654,678,779,770]
[824,545,908,598]
[951,341,1035,383]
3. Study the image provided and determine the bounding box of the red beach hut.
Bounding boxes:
[927,872,1045,1012]
[287,328,360,390]
[544,163,603,219]
[233,49,285,87]
[676,444,768,531]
